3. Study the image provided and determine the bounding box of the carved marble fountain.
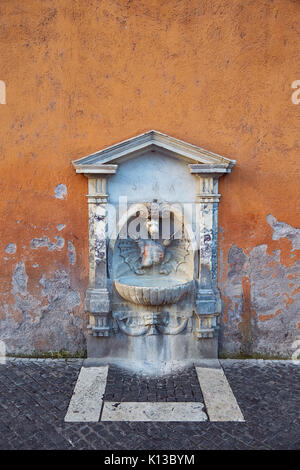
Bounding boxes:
[73,131,235,370]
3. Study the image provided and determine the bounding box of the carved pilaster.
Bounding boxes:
[194,173,221,339]
[85,177,111,337]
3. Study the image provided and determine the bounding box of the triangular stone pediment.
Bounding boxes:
[73,130,235,175]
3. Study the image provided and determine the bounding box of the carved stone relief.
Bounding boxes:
[117,206,190,276]
[111,202,194,336]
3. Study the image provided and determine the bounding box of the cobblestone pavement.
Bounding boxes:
[0,358,299,450]
[104,365,204,403]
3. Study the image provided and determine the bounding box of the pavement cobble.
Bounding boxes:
[0,358,299,450]
[104,364,204,402]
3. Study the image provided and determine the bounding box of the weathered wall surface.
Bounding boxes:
[219,216,300,356]
[0,0,299,356]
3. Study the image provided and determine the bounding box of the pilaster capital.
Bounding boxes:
[86,194,109,204]
[85,288,110,314]
[197,193,221,203]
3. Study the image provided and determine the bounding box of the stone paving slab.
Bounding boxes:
[65,366,108,422]
[196,366,244,421]
[101,402,207,422]
[0,358,299,449]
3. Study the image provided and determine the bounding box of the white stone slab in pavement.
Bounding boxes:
[101,402,208,422]
[196,365,244,422]
[0,340,6,365]
[64,366,108,422]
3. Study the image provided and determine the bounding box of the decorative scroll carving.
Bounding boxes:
[114,311,191,336]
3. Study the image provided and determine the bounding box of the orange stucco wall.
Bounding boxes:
[0,0,299,356]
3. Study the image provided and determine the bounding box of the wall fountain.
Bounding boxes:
[73,130,235,371]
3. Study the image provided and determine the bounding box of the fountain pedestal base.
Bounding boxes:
[87,330,218,364]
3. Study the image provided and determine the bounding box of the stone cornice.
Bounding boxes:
[189,163,234,177]
[73,164,118,175]
[72,131,236,175]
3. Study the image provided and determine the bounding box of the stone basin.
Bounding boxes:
[114,277,194,306]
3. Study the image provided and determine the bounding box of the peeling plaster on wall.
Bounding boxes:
[54,184,67,200]
[219,217,300,357]
[67,241,76,265]
[30,236,65,251]
[267,215,300,251]
[12,261,29,296]
[0,262,85,354]
[5,243,16,254]
[56,224,66,231]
